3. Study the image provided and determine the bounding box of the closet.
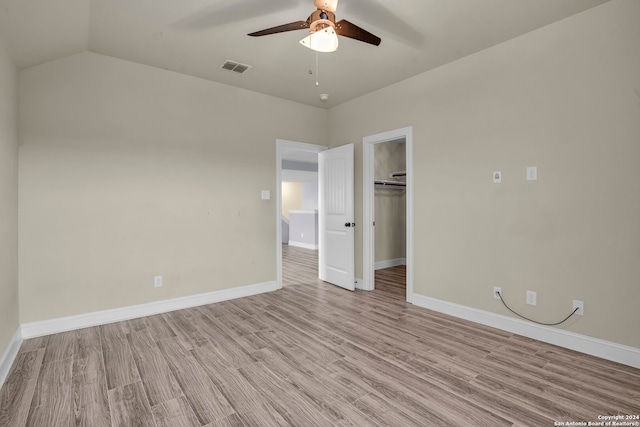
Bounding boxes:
[374,140,406,272]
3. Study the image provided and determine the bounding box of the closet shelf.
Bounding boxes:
[389,171,406,180]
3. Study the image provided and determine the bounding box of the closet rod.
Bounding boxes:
[374,180,406,187]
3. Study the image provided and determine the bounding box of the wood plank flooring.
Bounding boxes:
[1,245,639,426]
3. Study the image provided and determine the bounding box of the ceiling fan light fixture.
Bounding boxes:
[299,22,339,53]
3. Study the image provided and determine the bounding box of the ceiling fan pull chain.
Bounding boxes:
[316,51,319,86]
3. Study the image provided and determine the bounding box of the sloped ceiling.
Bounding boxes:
[0,0,610,108]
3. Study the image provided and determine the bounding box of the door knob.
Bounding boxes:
[345,222,356,227]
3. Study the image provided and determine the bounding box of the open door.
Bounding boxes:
[319,144,355,291]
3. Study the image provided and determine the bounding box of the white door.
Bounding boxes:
[319,144,355,291]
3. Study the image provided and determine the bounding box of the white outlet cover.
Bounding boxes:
[261,190,271,200]
[154,275,163,288]
[526,166,538,181]
[493,171,502,184]
[573,300,584,315]
[526,290,537,306]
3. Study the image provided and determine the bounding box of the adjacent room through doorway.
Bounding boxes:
[281,177,320,287]
[277,140,324,288]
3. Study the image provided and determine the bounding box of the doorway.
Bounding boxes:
[363,127,414,302]
[276,140,327,289]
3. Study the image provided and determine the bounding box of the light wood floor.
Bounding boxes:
[1,246,639,426]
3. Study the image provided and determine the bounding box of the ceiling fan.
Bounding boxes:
[248,0,381,53]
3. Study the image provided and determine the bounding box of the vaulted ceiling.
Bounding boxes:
[0,0,610,108]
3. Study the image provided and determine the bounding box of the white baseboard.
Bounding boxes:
[375,258,407,270]
[412,293,640,369]
[0,327,23,389]
[288,241,319,250]
[21,281,278,339]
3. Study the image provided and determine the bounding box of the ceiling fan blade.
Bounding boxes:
[335,20,381,46]
[248,21,310,37]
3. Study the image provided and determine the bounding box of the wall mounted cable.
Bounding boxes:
[496,291,579,326]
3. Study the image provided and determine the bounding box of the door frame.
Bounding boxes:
[276,139,328,289]
[362,126,414,302]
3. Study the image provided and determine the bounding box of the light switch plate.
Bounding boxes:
[527,166,538,181]
[493,171,502,184]
[261,190,271,200]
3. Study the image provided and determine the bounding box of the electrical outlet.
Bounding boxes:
[526,290,537,306]
[154,275,163,288]
[572,300,584,315]
[493,287,502,300]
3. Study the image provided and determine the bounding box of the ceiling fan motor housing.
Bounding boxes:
[309,10,336,33]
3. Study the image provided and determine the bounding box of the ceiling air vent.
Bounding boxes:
[220,60,252,74]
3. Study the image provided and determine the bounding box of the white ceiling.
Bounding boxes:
[0,0,610,108]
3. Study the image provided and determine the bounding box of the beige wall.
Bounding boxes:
[374,142,406,263]
[329,0,640,348]
[8,0,640,354]
[281,182,302,220]
[0,37,19,352]
[18,52,328,323]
